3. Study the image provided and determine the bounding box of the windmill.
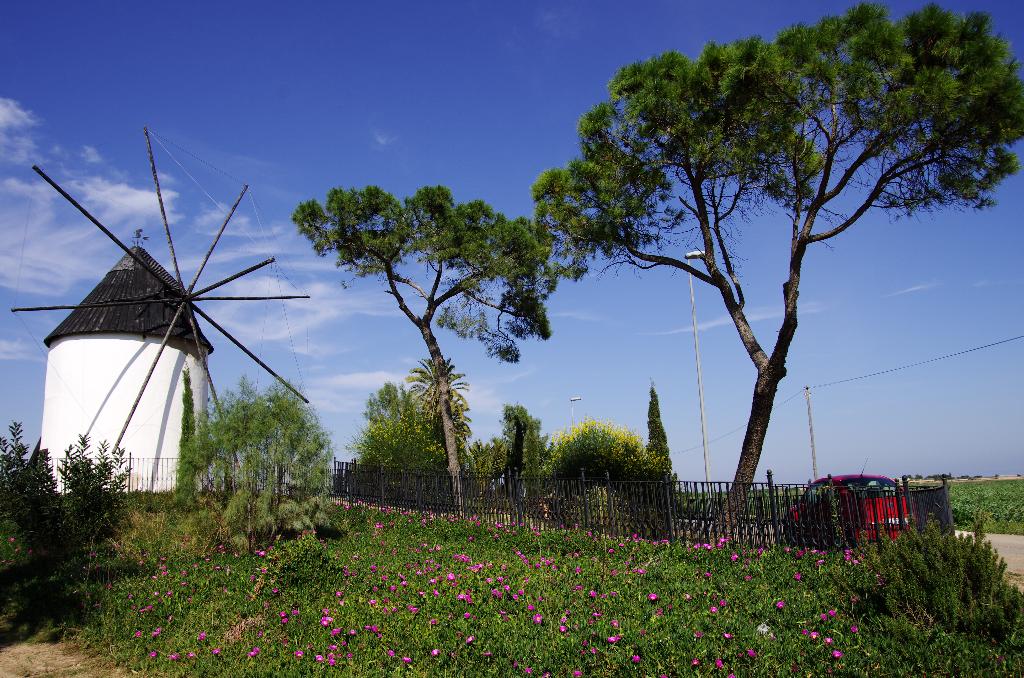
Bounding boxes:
[11,128,308,487]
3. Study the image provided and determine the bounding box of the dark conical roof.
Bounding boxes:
[44,246,214,353]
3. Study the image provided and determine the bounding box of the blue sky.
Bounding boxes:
[1,1,1022,483]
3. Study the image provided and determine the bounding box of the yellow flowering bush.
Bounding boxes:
[545,418,671,480]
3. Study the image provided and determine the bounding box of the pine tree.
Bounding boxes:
[647,382,669,462]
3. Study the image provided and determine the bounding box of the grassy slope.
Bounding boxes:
[2,498,1022,677]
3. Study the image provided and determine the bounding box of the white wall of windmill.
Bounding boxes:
[40,333,207,492]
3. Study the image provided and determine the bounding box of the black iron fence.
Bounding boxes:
[331,461,953,548]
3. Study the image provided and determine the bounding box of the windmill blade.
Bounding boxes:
[185,184,247,294]
[191,257,275,298]
[32,166,181,298]
[144,126,184,285]
[193,295,310,302]
[12,294,175,313]
[191,303,308,403]
[113,299,190,453]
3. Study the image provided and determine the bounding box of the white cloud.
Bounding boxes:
[535,7,580,39]
[372,129,398,148]
[885,281,939,297]
[80,145,102,164]
[305,369,408,414]
[208,278,397,355]
[68,175,177,226]
[551,309,604,322]
[0,338,39,361]
[642,303,825,336]
[0,98,37,164]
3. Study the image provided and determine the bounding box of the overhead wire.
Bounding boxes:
[675,333,1023,455]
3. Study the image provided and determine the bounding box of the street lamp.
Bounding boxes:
[685,250,712,483]
[570,396,582,428]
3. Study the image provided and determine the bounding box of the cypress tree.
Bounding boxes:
[180,368,195,448]
[647,382,669,461]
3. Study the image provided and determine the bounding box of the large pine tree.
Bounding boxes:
[646,383,669,462]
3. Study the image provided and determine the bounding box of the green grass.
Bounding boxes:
[949,479,1024,535]
[1,496,1022,676]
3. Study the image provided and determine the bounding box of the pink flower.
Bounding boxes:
[746,648,757,658]
[295,650,304,657]
[533,614,543,624]
[402,657,411,664]
[709,606,719,613]
[632,655,641,663]
[315,654,324,662]
[776,600,785,609]
[431,649,440,657]
[832,650,843,659]
[466,636,475,644]
[133,630,142,638]
[606,635,620,643]
[850,625,859,633]
[647,593,658,601]
[211,648,221,656]
[794,572,802,581]
[692,659,700,666]
[197,631,207,641]
[559,625,567,633]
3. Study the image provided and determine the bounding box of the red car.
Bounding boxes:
[786,474,911,547]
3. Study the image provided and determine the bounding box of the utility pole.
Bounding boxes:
[804,386,819,480]
[685,250,711,483]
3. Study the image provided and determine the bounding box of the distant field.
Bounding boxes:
[948,479,1024,535]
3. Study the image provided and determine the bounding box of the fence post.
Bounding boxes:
[897,475,908,531]
[767,470,781,546]
[416,471,423,512]
[581,469,590,530]
[459,468,466,518]
[514,468,523,527]
[379,465,385,508]
[605,470,613,536]
[941,475,954,533]
[662,473,675,543]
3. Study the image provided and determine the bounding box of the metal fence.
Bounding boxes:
[126,456,178,492]
[331,461,954,548]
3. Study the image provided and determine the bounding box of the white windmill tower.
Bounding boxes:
[12,129,308,491]
[38,244,214,490]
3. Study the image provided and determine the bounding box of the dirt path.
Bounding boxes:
[0,641,126,678]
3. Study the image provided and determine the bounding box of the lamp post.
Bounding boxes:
[570,396,582,428]
[685,250,712,483]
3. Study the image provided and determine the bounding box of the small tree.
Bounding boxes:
[352,383,447,471]
[545,419,670,481]
[185,379,333,550]
[501,404,547,477]
[534,4,1024,486]
[175,368,203,502]
[646,383,669,465]
[294,185,560,490]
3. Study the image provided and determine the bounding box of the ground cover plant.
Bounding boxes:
[3,496,1020,677]
[948,479,1024,535]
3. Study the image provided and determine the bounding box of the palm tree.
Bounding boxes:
[406,358,471,443]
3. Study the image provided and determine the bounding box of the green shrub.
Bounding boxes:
[0,422,62,552]
[269,532,332,590]
[59,435,129,549]
[861,522,1024,641]
[0,424,127,555]
[545,418,671,480]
